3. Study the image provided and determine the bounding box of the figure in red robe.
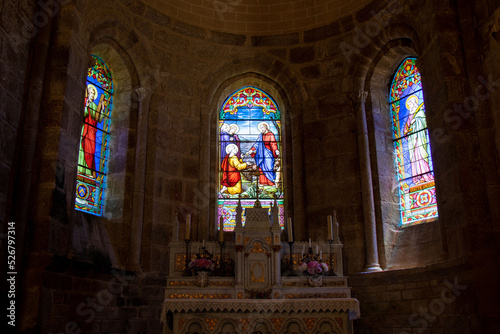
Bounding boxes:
[78,84,106,178]
[246,122,280,186]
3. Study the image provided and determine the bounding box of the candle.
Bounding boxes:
[316,245,319,254]
[185,214,191,240]
[287,217,293,242]
[328,215,333,241]
[219,216,224,242]
[309,238,312,248]
[202,239,205,248]
[320,250,322,259]
[301,245,304,258]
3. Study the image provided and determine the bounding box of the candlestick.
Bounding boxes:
[185,214,191,240]
[328,215,333,240]
[328,239,336,276]
[182,239,192,276]
[219,216,224,242]
[218,240,226,276]
[287,217,293,242]
[287,241,296,276]
[174,211,179,242]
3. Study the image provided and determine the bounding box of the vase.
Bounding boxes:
[308,275,323,287]
[197,271,209,287]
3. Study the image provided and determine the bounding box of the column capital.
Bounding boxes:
[358,90,369,102]
[134,87,153,102]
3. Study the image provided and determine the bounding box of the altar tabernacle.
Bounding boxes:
[162,198,359,334]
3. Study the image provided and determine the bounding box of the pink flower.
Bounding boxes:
[302,260,328,276]
[189,258,215,271]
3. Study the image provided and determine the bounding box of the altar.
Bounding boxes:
[161,198,360,334]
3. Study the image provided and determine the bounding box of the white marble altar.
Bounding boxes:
[162,198,360,334]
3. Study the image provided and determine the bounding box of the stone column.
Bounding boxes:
[356,90,382,272]
[127,87,153,272]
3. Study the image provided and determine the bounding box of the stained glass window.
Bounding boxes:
[390,57,438,226]
[75,55,113,216]
[218,86,284,231]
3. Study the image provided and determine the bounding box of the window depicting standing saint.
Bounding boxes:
[75,55,113,216]
[390,57,438,226]
[218,87,284,231]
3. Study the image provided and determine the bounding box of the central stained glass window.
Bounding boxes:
[218,86,284,231]
[390,57,438,226]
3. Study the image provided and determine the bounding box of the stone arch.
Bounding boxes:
[364,35,445,269]
[248,318,273,334]
[68,17,158,269]
[313,318,343,334]
[280,318,308,334]
[214,318,239,334]
[185,319,207,333]
[193,55,309,240]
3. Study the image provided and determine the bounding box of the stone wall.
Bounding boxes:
[0,0,36,259]
[39,258,164,334]
[1,0,499,333]
[350,260,482,334]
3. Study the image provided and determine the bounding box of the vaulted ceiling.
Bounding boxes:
[146,0,371,35]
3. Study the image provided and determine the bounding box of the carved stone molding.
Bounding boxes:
[358,90,369,102]
[134,86,152,102]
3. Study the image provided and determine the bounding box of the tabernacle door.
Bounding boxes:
[244,239,271,290]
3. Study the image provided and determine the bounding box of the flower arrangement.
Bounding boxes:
[298,260,329,277]
[189,258,215,272]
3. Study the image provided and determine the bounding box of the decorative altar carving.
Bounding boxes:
[162,198,359,334]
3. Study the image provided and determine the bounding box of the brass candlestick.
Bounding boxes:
[287,241,296,276]
[218,241,226,276]
[328,239,336,276]
[182,239,192,276]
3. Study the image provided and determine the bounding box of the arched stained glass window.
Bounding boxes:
[390,57,438,226]
[75,55,113,216]
[218,86,284,231]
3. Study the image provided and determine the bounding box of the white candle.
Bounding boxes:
[309,238,312,248]
[302,244,305,257]
[287,217,293,242]
[316,245,319,254]
[328,215,333,241]
[202,239,205,248]
[186,214,191,240]
[320,250,322,259]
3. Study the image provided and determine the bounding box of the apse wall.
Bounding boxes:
[2,0,499,333]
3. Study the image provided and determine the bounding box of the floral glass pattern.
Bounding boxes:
[75,55,113,216]
[218,86,284,231]
[390,57,438,225]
